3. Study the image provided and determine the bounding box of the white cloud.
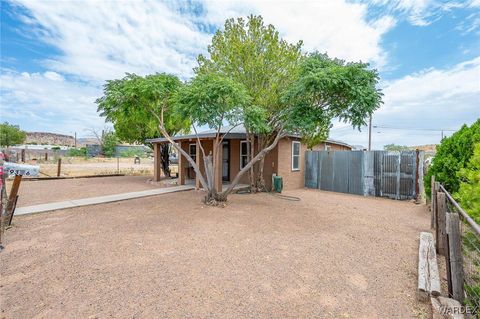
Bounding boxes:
[11,0,211,83]
[330,56,480,148]
[199,0,395,68]
[11,0,394,84]
[3,0,398,135]
[0,70,104,135]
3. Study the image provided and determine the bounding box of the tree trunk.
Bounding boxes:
[256,156,266,191]
[246,132,255,190]
[254,135,269,191]
[220,130,284,199]
[160,144,171,177]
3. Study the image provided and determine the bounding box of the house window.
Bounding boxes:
[189,144,196,163]
[292,141,301,171]
[240,140,248,169]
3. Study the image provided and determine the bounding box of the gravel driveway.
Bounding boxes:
[0,189,430,318]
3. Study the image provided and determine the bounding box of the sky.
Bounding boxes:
[1,0,479,149]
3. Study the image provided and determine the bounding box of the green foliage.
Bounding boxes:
[102,131,118,157]
[456,143,480,223]
[96,73,189,144]
[67,147,87,157]
[425,119,480,196]
[0,122,26,147]
[196,15,303,134]
[174,73,250,129]
[384,144,410,151]
[283,52,383,147]
[118,148,147,158]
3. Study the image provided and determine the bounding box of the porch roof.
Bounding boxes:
[146,125,351,148]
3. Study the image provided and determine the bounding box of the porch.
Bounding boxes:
[152,137,249,191]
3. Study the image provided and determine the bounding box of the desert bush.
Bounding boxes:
[67,147,87,157]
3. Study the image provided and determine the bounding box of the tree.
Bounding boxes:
[283,52,383,148]
[102,131,118,157]
[384,144,409,151]
[456,143,480,223]
[196,15,303,189]
[195,17,381,189]
[425,119,480,195]
[0,122,26,147]
[97,16,383,205]
[160,38,381,204]
[96,73,189,176]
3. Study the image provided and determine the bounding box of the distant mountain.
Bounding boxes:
[408,144,437,152]
[26,132,75,146]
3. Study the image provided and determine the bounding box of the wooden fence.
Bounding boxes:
[431,176,480,310]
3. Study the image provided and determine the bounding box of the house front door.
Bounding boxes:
[222,141,230,181]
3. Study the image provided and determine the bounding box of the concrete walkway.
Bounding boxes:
[14,185,195,216]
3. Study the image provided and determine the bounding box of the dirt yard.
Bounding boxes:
[8,175,178,207]
[1,189,430,318]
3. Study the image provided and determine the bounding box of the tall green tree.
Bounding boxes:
[96,73,189,176]
[195,16,381,188]
[196,15,303,188]
[425,119,480,195]
[0,122,26,147]
[97,16,383,205]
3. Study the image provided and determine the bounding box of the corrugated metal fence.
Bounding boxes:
[305,150,423,200]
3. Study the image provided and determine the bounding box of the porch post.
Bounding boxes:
[195,140,201,190]
[178,141,185,185]
[214,142,222,192]
[153,143,161,182]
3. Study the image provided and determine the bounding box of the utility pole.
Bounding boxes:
[74,132,77,148]
[368,115,372,151]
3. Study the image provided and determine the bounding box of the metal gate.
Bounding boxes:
[305,150,419,200]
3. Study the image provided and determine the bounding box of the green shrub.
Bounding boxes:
[118,148,147,158]
[67,147,87,157]
[425,119,480,196]
[456,143,480,223]
[102,132,118,157]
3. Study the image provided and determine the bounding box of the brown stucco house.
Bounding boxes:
[146,126,351,191]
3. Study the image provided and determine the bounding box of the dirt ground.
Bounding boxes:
[8,176,177,207]
[0,189,431,318]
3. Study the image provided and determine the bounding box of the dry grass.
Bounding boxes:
[22,157,179,178]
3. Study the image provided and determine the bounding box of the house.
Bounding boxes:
[146,126,351,191]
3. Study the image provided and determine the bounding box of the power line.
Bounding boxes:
[372,125,456,132]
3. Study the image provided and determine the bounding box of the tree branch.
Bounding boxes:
[149,107,209,189]
[221,128,285,196]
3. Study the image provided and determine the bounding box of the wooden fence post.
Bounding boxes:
[6,175,22,225]
[57,158,62,177]
[437,191,447,255]
[446,213,464,303]
[431,176,436,229]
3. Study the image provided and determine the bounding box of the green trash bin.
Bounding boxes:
[273,175,283,193]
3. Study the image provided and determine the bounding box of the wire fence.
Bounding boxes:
[434,181,480,316]
[461,218,480,312]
